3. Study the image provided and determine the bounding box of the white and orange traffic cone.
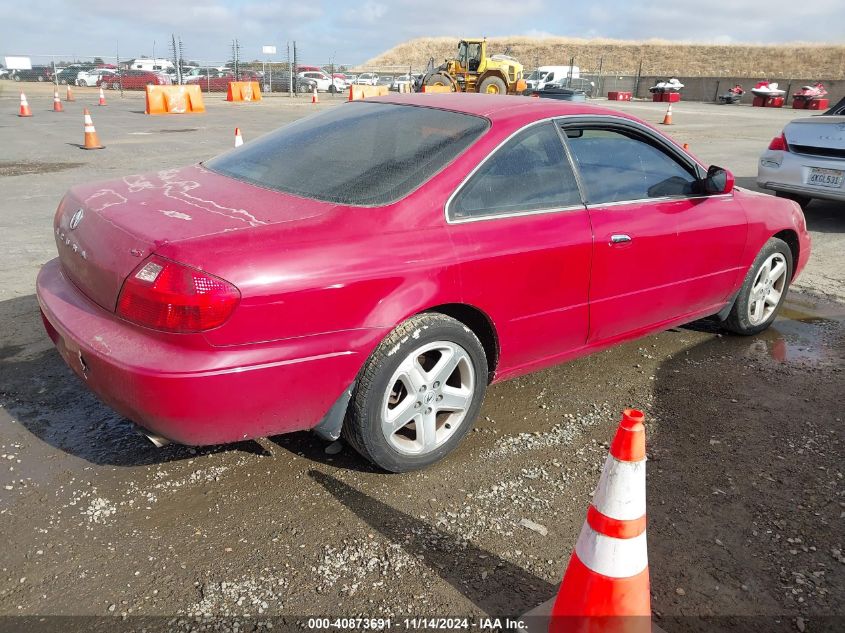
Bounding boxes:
[548,409,651,633]
[661,103,673,125]
[234,127,244,148]
[18,92,33,117]
[312,86,319,104]
[81,108,104,150]
[66,84,75,102]
[98,87,107,106]
[52,88,64,113]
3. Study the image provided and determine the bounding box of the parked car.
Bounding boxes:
[100,69,171,90]
[531,78,597,102]
[261,71,316,93]
[186,70,262,92]
[297,71,346,93]
[56,64,94,85]
[391,74,414,91]
[11,65,54,82]
[37,94,810,472]
[76,68,116,87]
[377,75,395,89]
[758,110,845,207]
[354,72,378,85]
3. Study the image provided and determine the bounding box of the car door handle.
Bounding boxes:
[610,234,632,244]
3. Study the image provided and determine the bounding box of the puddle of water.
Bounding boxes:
[158,128,199,134]
[745,299,844,365]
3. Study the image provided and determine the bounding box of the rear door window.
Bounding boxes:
[564,127,698,204]
[449,122,583,220]
[206,102,489,206]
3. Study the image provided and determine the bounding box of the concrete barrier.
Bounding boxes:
[347,85,390,101]
[145,85,206,115]
[227,81,262,102]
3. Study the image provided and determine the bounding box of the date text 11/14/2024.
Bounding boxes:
[305,617,527,630]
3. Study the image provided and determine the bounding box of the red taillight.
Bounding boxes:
[117,255,240,333]
[768,132,789,151]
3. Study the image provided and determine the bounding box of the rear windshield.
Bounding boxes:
[205,102,489,206]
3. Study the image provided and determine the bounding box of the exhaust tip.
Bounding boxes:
[136,428,171,448]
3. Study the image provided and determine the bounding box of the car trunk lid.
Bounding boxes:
[785,116,845,157]
[54,164,334,311]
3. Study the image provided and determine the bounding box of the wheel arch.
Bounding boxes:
[424,303,499,380]
[773,229,799,278]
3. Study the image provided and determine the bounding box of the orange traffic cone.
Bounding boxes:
[531,92,540,98]
[81,108,104,150]
[661,104,673,125]
[549,409,651,633]
[98,87,107,106]
[52,89,64,112]
[312,86,319,104]
[66,84,75,102]
[234,127,244,148]
[18,92,33,117]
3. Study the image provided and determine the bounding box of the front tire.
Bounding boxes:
[425,73,455,90]
[343,313,488,472]
[478,76,507,94]
[724,237,792,335]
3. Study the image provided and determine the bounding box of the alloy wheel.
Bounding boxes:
[748,253,787,325]
[380,340,475,455]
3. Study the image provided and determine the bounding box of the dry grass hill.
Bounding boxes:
[362,36,845,78]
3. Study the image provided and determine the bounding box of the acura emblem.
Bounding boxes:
[69,208,84,230]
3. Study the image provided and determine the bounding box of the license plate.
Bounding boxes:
[807,167,844,188]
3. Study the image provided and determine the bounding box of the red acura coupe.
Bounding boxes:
[37,94,810,471]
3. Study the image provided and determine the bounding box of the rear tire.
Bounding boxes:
[478,76,507,94]
[425,73,455,90]
[776,191,811,209]
[723,237,792,336]
[343,313,488,472]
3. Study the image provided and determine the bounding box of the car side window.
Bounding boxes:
[450,122,582,220]
[564,127,698,204]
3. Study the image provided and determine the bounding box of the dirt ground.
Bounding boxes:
[0,88,843,633]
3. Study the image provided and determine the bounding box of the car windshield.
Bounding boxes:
[206,102,489,206]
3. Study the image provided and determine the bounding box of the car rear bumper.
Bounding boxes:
[758,150,845,202]
[36,258,367,446]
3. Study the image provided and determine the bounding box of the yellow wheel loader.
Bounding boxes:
[419,39,526,95]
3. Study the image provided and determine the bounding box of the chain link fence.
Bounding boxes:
[1,52,370,96]
[5,52,842,102]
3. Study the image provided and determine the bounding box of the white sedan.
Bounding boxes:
[758,101,845,207]
[354,72,378,86]
[297,71,346,93]
[76,68,116,87]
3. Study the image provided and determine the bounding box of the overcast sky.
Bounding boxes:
[2,0,844,65]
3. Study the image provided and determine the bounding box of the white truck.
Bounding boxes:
[129,58,176,73]
[525,65,580,91]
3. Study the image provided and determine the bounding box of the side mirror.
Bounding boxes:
[704,165,734,195]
